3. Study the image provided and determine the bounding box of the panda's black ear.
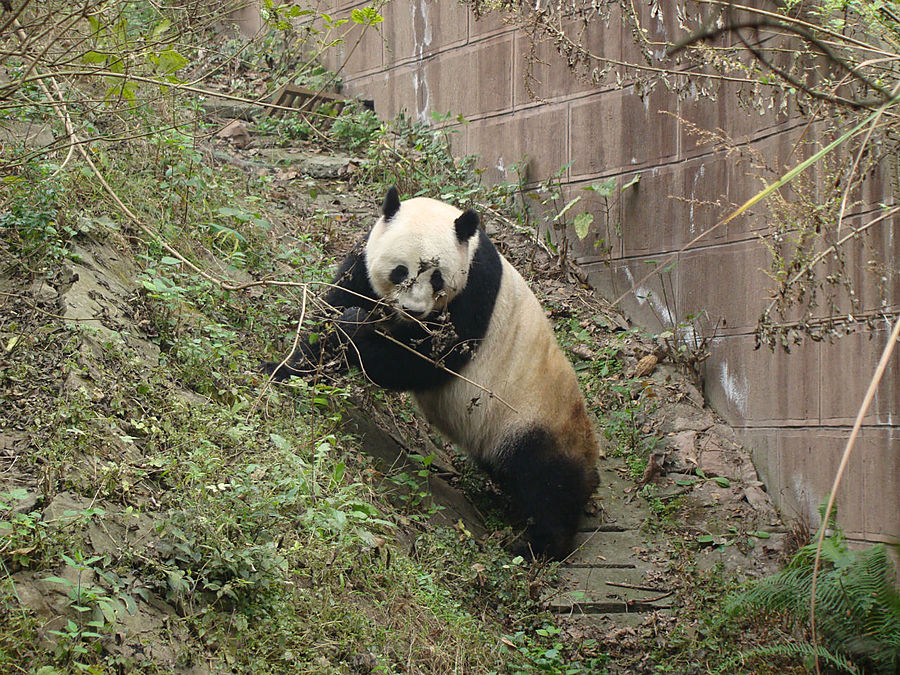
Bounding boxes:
[454,208,479,242]
[382,186,401,221]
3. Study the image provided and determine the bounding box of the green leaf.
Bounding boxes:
[151,18,171,39]
[713,476,731,488]
[660,260,678,274]
[105,80,137,102]
[216,207,251,221]
[332,462,345,484]
[552,196,581,223]
[155,49,188,75]
[270,433,291,451]
[749,530,771,539]
[43,576,71,586]
[99,600,118,624]
[583,177,616,198]
[1,488,29,502]
[81,51,108,65]
[573,212,593,240]
[351,6,384,25]
[121,593,137,615]
[208,222,247,243]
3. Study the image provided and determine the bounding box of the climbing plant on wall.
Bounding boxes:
[465,0,900,350]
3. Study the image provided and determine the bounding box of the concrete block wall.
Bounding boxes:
[321,1,899,548]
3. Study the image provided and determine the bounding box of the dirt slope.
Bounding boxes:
[1,120,788,674]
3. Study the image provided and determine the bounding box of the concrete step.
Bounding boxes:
[547,565,673,614]
[568,528,657,567]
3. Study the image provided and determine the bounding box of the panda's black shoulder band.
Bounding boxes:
[454,208,479,242]
[382,186,401,221]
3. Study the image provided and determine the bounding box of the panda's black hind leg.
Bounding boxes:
[490,427,596,560]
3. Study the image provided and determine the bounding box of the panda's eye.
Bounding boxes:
[389,265,408,285]
[430,270,445,293]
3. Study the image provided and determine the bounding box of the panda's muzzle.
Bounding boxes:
[401,307,428,319]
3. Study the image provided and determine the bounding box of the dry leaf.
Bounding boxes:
[634,353,658,377]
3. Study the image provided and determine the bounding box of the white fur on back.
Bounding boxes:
[414,257,586,463]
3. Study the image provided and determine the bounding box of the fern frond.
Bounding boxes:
[717,640,862,674]
[726,530,900,673]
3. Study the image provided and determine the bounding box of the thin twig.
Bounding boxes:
[696,1,897,59]
[761,205,900,319]
[809,314,900,674]
[604,580,670,593]
[5,67,339,118]
[373,329,521,415]
[611,100,896,309]
[252,285,309,416]
[638,590,675,604]
[0,290,100,322]
[836,82,900,234]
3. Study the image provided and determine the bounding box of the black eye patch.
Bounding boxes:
[389,265,408,285]
[430,270,445,293]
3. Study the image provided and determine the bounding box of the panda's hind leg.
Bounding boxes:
[490,427,597,560]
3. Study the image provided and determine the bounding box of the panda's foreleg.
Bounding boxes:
[262,306,361,382]
[262,245,375,382]
[490,427,595,560]
[261,337,328,381]
[334,308,448,391]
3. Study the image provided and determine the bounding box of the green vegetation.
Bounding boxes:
[362,110,487,206]
[5,2,895,673]
[0,5,601,672]
[724,520,900,674]
[554,319,663,483]
[0,157,574,675]
[637,512,900,675]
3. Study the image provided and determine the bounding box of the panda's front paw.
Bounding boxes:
[337,306,374,338]
[260,359,309,382]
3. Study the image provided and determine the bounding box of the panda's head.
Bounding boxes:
[365,187,480,320]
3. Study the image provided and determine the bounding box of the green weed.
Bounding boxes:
[328,104,381,153]
[0,172,82,270]
[361,110,484,204]
[503,623,609,674]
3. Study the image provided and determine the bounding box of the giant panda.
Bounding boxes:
[266,187,599,559]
